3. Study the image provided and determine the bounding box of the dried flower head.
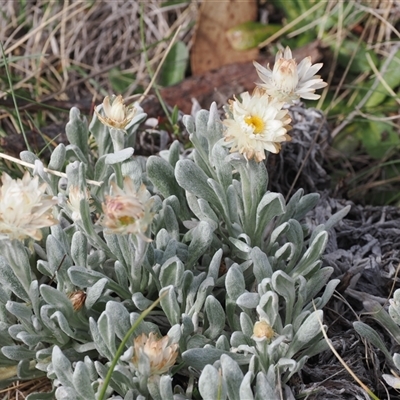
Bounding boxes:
[101,177,154,239]
[223,89,291,161]
[252,318,275,342]
[253,46,327,103]
[132,332,178,376]
[68,290,86,311]
[95,95,137,131]
[0,172,58,241]
[67,186,95,221]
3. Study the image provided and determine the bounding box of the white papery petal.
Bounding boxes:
[254,46,327,103]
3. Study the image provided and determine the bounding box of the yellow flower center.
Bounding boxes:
[244,115,264,134]
[118,215,136,226]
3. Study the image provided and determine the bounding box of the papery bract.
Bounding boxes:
[132,332,178,376]
[253,46,327,102]
[95,95,137,131]
[100,177,154,240]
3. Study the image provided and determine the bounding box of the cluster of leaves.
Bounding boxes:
[0,98,350,399]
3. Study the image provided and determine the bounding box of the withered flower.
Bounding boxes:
[252,318,275,342]
[101,177,154,240]
[132,332,178,376]
[68,290,86,311]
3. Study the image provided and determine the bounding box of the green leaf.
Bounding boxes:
[8,320,28,340]
[193,277,215,314]
[335,39,379,74]
[353,321,393,364]
[65,107,88,160]
[0,256,29,302]
[291,231,328,278]
[207,249,223,282]
[51,312,76,339]
[51,346,74,388]
[54,387,78,400]
[239,371,255,400]
[225,264,245,301]
[313,278,340,310]
[251,246,273,282]
[68,266,130,299]
[255,371,277,400]
[237,292,259,309]
[148,374,174,400]
[108,67,136,93]
[286,310,323,358]
[183,347,249,370]
[26,390,56,400]
[1,345,36,361]
[305,267,334,301]
[105,147,134,165]
[272,271,295,325]
[98,312,117,357]
[105,301,131,342]
[240,312,254,337]
[259,292,279,328]
[71,231,88,268]
[365,300,400,345]
[365,49,400,108]
[89,317,113,360]
[159,41,189,86]
[48,143,66,171]
[160,285,181,326]
[167,140,181,168]
[358,119,399,159]
[147,156,190,219]
[255,193,286,240]
[1,240,32,297]
[85,278,108,309]
[40,285,74,319]
[277,188,303,225]
[175,159,219,206]
[226,21,282,50]
[204,296,225,340]
[234,159,268,235]
[199,364,227,400]
[161,0,190,7]
[293,193,320,221]
[72,361,96,400]
[159,257,184,288]
[211,143,232,191]
[187,221,214,267]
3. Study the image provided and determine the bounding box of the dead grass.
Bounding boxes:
[0,377,52,400]
[0,0,198,134]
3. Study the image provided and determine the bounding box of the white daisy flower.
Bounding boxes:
[223,89,292,162]
[0,172,58,241]
[253,46,327,103]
